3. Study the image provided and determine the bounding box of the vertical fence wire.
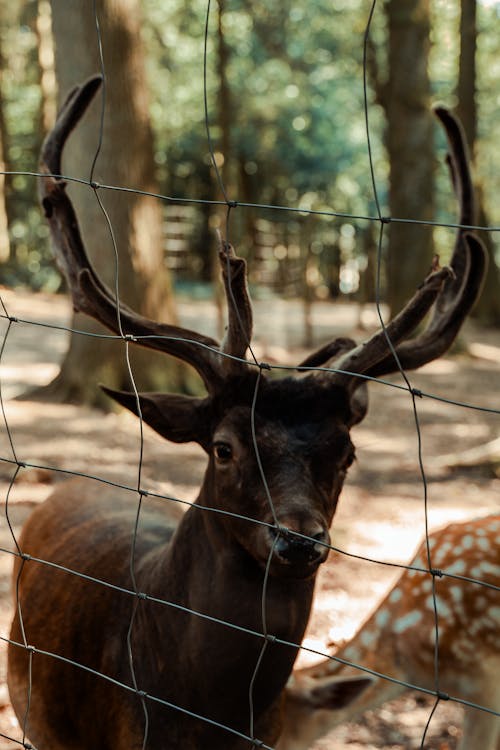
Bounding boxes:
[0,1,497,749]
[91,4,151,747]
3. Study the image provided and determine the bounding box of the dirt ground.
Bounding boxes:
[0,288,498,749]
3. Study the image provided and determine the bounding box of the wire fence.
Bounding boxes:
[0,1,499,749]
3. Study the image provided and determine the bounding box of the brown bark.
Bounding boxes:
[0,6,12,264]
[0,90,10,264]
[456,0,500,326]
[36,0,57,134]
[457,0,477,152]
[382,0,435,315]
[32,0,182,406]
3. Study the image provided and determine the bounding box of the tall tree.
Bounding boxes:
[0,3,14,264]
[33,0,180,406]
[379,0,435,315]
[0,75,11,264]
[457,0,500,326]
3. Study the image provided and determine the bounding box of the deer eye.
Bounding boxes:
[213,442,233,462]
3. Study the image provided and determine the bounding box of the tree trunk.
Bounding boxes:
[0,87,10,264]
[36,0,57,134]
[457,0,500,326]
[383,0,434,315]
[0,6,12,264]
[457,0,477,151]
[32,0,182,407]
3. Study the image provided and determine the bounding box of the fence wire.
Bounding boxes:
[0,1,498,750]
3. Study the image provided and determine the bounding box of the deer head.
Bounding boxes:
[39,76,486,583]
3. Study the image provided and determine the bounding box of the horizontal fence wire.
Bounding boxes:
[4,168,500,233]
[2,311,500,414]
[0,0,498,749]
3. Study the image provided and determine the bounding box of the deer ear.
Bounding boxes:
[101,386,212,450]
[348,382,369,426]
[306,675,373,709]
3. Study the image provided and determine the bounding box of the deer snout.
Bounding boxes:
[269,524,330,570]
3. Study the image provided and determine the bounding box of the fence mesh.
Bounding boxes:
[0,1,499,749]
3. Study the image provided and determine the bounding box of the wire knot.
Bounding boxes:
[430,567,444,578]
[380,215,391,224]
[259,361,272,371]
[436,690,450,701]
[411,387,423,398]
[90,180,100,190]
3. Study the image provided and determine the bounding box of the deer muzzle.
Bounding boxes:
[269,525,330,573]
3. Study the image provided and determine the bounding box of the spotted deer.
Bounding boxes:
[7,76,486,750]
[279,514,500,750]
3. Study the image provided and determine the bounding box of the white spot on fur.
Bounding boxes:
[448,585,463,604]
[426,595,452,621]
[359,629,377,649]
[388,588,402,604]
[444,559,467,576]
[433,541,451,565]
[488,606,500,621]
[477,536,491,552]
[461,534,474,550]
[392,609,423,634]
[421,577,432,592]
[375,608,390,629]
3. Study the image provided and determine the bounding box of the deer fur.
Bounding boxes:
[279,514,500,750]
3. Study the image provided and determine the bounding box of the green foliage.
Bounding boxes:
[0,1,59,290]
[1,0,500,289]
[143,0,381,213]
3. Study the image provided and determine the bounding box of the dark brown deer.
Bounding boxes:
[7,76,486,750]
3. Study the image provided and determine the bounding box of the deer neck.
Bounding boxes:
[149,499,316,653]
[132,492,316,744]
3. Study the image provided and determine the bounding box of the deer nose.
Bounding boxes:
[270,526,330,567]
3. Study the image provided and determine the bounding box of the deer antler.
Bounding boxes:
[39,75,252,394]
[41,77,485,398]
[218,239,253,363]
[301,106,487,388]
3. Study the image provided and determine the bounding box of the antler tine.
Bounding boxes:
[306,106,486,388]
[41,75,103,178]
[321,264,454,387]
[39,75,251,394]
[367,233,486,378]
[364,107,487,379]
[218,238,253,365]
